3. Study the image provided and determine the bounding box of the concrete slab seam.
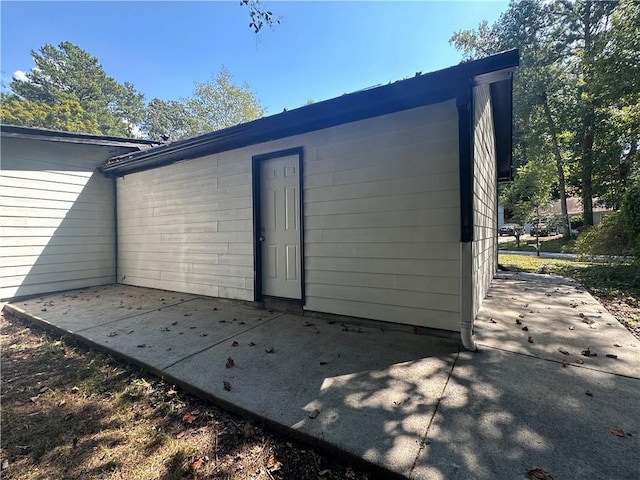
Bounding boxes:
[160,312,287,370]
[410,346,461,475]
[74,296,205,333]
[477,342,640,381]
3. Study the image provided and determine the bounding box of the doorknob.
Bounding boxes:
[259,235,265,242]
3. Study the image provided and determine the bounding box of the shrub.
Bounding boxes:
[575,212,635,257]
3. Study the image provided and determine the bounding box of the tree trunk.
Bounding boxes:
[580,1,595,226]
[540,92,571,238]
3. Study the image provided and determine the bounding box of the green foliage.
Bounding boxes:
[1,96,101,133]
[451,0,639,229]
[500,157,555,223]
[575,213,636,257]
[2,41,145,137]
[142,67,265,141]
[186,67,265,136]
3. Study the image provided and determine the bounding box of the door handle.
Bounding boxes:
[259,235,265,242]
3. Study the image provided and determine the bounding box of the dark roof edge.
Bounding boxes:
[100,49,519,177]
[0,125,160,149]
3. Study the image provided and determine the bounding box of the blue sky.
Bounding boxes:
[1,1,508,115]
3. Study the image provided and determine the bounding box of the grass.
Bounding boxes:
[0,313,372,480]
[499,254,640,334]
[498,234,577,253]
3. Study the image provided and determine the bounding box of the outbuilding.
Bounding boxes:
[2,50,519,349]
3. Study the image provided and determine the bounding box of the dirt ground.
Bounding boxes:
[0,312,376,480]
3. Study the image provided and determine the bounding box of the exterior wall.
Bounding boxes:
[0,138,123,299]
[117,100,462,330]
[471,84,498,318]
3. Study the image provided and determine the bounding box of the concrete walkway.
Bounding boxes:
[4,273,639,479]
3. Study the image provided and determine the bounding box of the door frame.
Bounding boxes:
[251,147,305,304]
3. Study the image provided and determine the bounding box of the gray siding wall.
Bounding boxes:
[0,138,121,299]
[117,101,461,330]
[471,84,498,318]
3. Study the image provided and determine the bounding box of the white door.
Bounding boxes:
[259,154,301,299]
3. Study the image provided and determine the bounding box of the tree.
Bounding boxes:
[450,0,637,234]
[142,99,194,142]
[2,41,144,137]
[186,67,265,136]
[143,67,265,141]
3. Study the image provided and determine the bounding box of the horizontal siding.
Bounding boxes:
[117,152,254,300]
[472,84,498,319]
[116,101,461,329]
[0,138,127,300]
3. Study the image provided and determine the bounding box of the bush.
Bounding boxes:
[575,212,636,257]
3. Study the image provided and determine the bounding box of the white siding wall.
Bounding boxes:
[0,138,121,299]
[471,84,498,318]
[117,101,461,330]
[116,153,255,300]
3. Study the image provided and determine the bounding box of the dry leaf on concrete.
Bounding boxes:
[308,409,320,419]
[225,357,235,368]
[611,428,626,437]
[223,381,232,391]
[606,354,618,359]
[525,466,552,479]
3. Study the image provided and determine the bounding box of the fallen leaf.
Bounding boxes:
[231,341,239,347]
[585,390,593,396]
[265,347,275,353]
[248,342,256,346]
[107,331,118,337]
[574,357,585,364]
[171,321,178,325]
[488,318,497,324]
[611,428,626,437]
[184,313,192,317]
[137,344,147,348]
[200,332,208,337]
[71,386,80,393]
[58,399,66,407]
[223,381,231,391]
[39,386,49,394]
[267,454,282,472]
[568,326,575,330]
[581,348,597,357]
[519,314,525,318]
[525,466,552,480]
[527,336,534,343]
[562,360,568,368]
[72,437,79,448]
[558,347,570,355]
[213,307,218,310]
[516,319,522,325]
[579,312,585,318]
[613,343,621,347]
[190,457,205,473]
[303,321,314,327]
[308,409,320,419]
[606,354,618,359]
[345,467,356,479]
[183,413,197,425]
[226,357,235,368]
[176,430,187,439]
[219,319,226,323]
[239,321,245,325]
[319,361,328,365]
[582,318,595,325]
[522,326,529,331]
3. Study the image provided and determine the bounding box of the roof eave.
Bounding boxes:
[100,49,519,177]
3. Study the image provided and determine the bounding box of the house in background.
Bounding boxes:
[551,197,615,227]
[1,50,519,350]
[0,126,158,299]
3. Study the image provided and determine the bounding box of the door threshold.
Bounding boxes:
[261,297,303,315]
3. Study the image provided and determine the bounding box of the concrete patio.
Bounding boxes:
[4,272,639,479]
